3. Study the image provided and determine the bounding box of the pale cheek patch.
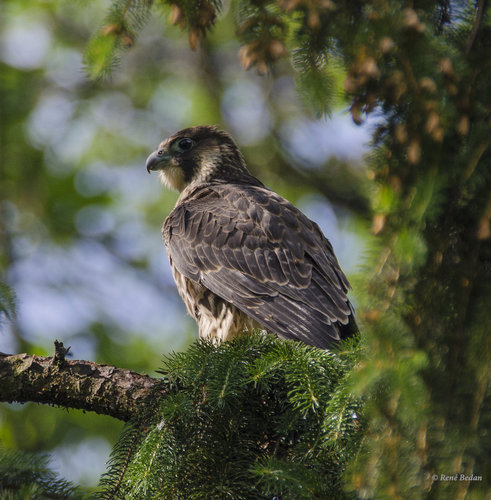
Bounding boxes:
[195,147,222,184]
[159,166,186,192]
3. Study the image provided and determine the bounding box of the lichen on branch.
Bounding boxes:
[0,341,164,422]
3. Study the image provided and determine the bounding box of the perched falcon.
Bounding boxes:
[146,125,357,349]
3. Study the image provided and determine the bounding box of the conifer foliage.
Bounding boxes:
[0,447,81,499]
[95,335,361,499]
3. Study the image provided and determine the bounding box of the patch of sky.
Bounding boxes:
[221,79,273,145]
[48,115,97,169]
[27,92,77,149]
[8,240,186,347]
[50,437,113,488]
[89,92,136,133]
[125,108,164,149]
[280,112,373,167]
[298,195,365,274]
[0,13,51,70]
[45,47,85,90]
[109,163,163,208]
[74,162,115,197]
[111,218,160,262]
[0,324,18,354]
[75,205,116,238]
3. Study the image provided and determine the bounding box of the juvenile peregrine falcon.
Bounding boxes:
[146,125,356,349]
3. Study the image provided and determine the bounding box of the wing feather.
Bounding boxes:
[164,183,356,348]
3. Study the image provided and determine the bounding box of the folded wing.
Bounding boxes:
[164,183,356,348]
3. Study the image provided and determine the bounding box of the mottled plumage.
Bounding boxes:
[146,125,357,348]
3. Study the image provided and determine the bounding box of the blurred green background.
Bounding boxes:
[0,0,370,488]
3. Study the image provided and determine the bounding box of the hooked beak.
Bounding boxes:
[146,150,170,174]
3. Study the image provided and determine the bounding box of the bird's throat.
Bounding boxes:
[159,166,187,192]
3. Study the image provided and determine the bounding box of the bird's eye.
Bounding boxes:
[177,138,195,152]
[157,149,164,156]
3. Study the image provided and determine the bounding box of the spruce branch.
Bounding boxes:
[84,0,153,79]
[0,447,82,499]
[0,281,16,324]
[0,342,164,422]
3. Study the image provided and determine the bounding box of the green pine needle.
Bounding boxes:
[96,334,362,499]
[0,447,81,499]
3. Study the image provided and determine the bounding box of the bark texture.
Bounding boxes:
[0,342,163,422]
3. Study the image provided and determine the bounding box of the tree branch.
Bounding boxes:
[465,0,486,56]
[0,342,164,422]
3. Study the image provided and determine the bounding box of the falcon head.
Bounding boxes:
[146,125,250,191]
